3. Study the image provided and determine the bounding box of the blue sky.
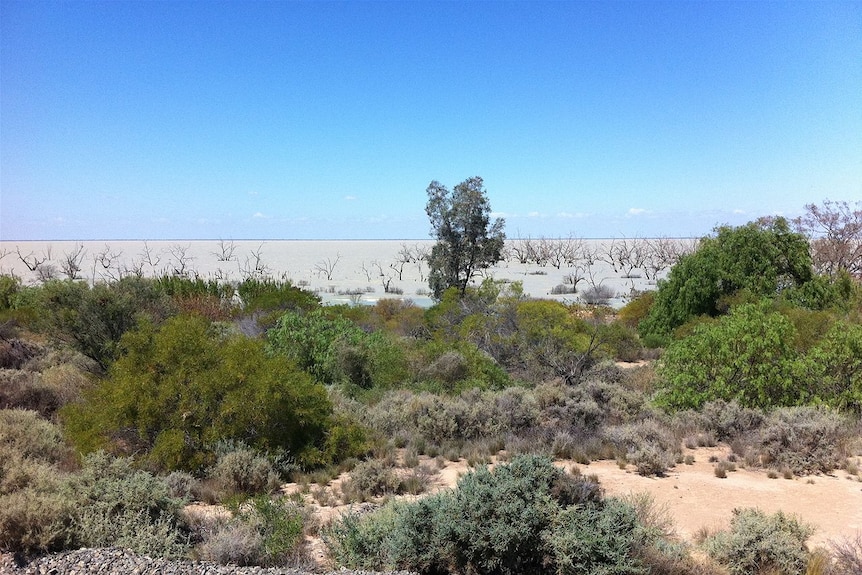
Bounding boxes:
[1,1,860,240]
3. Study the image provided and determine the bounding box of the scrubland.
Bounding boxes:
[2,216,862,574]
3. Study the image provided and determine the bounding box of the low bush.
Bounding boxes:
[341,459,401,503]
[605,419,680,476]
[704,508,813,575]
[547,498,646,575]
[0,458,72,554]
[209,447,281,499]
[325,455,643,575]
[754,406,851,475]
[830,533,862,575]
[0,409,72,464]
[68,452,190,558]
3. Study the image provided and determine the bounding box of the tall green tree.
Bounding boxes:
[425,177,505,299]
[639,218,813,342]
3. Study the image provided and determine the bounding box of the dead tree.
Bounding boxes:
[314,254,341,281]
[60,244,87,280]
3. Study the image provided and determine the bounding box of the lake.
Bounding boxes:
[0,238,696,308]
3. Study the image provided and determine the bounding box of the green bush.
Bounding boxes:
[62,314,332,471]
[704,508,813,575]
[656,301,801,410]
[639,218,813,341]
[22,278,175,370]
[268,308,408,392]
[213,496,306,567]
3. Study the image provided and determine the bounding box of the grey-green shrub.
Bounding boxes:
[0,409,71,464]
[210,447,281,498]
[325,455,629,575]
[197,521,264,566]
[754,406,850,474]
[68,452,189,558]
[341,459,401,503]
[547,498,646,575]
[605,419,680,476]
[0,458,72,554]
[704,508,813,575]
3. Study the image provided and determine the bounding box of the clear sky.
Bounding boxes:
[1,0,860,241]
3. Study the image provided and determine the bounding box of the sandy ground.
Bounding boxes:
[577,446,862,548]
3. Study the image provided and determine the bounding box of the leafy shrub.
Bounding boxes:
[63,314,332,471]
[268,308,408,392]
[704,508,813,575]
[656,301,802,410]
[25,277,175,370]
[639,218,813,341]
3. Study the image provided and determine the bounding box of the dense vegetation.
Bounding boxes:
[1,199,861,573]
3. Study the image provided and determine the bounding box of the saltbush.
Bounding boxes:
[209,447,281,499]
[341,459,401,503]
[704,508,813,575]
[325,455,642,575]
[547,498,646,575]
[754,406,851,474]
[68,452,190,558]
[605,419,680,476]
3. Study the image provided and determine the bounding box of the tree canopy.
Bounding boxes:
[425,177,505,299]
[638,218,813,342]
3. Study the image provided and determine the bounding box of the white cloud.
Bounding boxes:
[252,212,269,219]
[733,209,746,214]
[344,195,357,201]
[527,211,542,218]
[627,208,647,216]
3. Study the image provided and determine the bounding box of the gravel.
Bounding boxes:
[0,548,417,575]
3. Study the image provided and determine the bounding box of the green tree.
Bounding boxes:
[63,314,332,471]
[425,177,505,299]
[639,218,813,343]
